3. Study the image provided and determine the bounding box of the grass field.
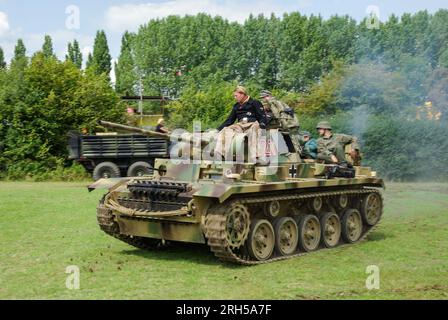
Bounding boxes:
[0,182,447,300]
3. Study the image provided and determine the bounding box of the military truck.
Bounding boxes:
[90,121,384,265]
[68,96,171,180]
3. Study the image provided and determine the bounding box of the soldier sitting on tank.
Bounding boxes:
[215,86,267,160]
[300,131,317,160]
[260,90,301,154]
[218,86,267,132]
[316,121,360,165]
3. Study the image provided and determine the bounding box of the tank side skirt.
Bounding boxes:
[195,178,385,203]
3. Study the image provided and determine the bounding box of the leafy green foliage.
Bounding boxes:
[0,52,122,179]
[167,77,238,130]
[363,116,448,181]
[0,47,6,69]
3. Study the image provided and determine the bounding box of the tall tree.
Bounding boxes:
[11,39,28,71]
[115,32,137,95]
[66,40,83,69]
[91,30,112,77]
[86,52,94,70]
[0,47,6,69]
[13,39,26,60]
[42,35,55,58]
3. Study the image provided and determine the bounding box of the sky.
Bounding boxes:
[0,0,447,69]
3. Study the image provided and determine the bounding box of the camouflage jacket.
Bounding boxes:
[263,98,300,129]
[317,134,359,158]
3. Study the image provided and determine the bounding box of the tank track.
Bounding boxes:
[205,188,383,265]
[97,202,161,250]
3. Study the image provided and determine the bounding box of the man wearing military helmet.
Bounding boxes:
[260,90,301,154]
[316,121,360,164]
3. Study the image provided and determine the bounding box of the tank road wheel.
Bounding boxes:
[264,200,281,218]
[298,215,322,252]
[274,217,299,256]
[247,220,275,261]
[93,162,121,181]
[333,194,349,210]
[342,209,363,243]
[226,204,251,249]
[308,197,323,213]
[360,193,383,226]
[320,213,341,248]
[127,162,154,177]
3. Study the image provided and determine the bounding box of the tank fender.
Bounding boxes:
[88,178,131,192]
[193,184,234,203]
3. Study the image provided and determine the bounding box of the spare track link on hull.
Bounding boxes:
[205,188,383,266]
[97,203,160,250]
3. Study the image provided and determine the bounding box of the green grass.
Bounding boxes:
[0,182,447,300]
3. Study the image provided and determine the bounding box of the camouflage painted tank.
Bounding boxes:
[90,121,384,265]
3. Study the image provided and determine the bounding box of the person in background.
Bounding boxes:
[300,131,317,159]
[156,118,170,134]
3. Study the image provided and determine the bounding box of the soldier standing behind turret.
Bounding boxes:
[260,90,301,154]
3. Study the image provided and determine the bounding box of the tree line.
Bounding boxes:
[0,9,447,180]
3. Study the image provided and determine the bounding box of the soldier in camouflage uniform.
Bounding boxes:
[260,90,301,154]
[316,121,360,164]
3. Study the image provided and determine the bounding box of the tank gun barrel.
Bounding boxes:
[99,121,212,146]
[99,121,170,139]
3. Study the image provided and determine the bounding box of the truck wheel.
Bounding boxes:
[127,162,154,177]
[93,162,121,181]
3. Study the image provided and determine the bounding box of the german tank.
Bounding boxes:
[90,121,384,265]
